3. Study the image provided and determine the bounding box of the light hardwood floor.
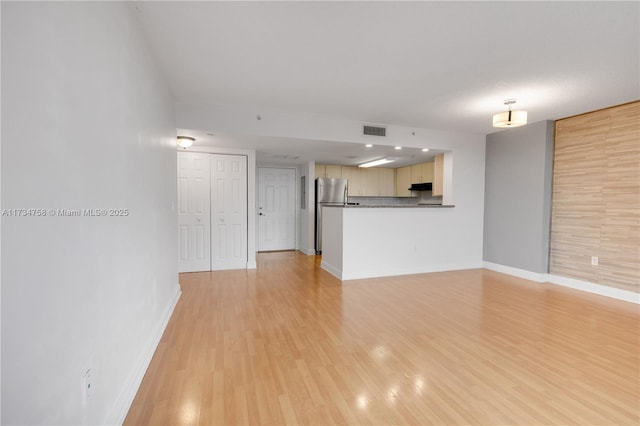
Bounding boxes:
[125,251,639,425]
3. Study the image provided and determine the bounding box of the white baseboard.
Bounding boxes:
[246,260,257,269]
[106,284,182,425]
[483,261,548,283]
[548,274,640,304]
[482,261,639,304]
[298,247,316,256]
[340,261,483,281]
[320,260,343,280]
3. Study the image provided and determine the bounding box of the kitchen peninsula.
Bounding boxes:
[320,204,458,281]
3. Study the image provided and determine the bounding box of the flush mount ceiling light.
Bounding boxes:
[492,99,527,128]
[365,144,373,148]
[422,148,430,152]
[177,136,195,149]
[394,146,402,150]
[359,158,395,168]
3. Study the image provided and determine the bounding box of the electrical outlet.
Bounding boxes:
[82,368,92,404]
[591,256,599,266]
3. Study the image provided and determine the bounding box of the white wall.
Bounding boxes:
[297,161,316,255]
[176,103,487,266]
[1,3,179,424]
[322,207,482,280]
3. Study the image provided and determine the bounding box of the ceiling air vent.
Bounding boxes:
[363,125,386,137]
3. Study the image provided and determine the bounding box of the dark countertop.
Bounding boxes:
[324,204,454,208]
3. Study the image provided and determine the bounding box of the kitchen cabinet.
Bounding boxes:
[341,166,363,196]
[316,164,396,196]
[362,168,380,196]
[315,164,342,178]
[378,168,395,196]
[395,166,411,197]
[433,154,444,196]
[410,161,434,183]
[325,165,342,178]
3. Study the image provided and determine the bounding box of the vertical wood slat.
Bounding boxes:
[550,101,640,292]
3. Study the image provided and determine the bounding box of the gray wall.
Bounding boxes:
[483,121,554,273]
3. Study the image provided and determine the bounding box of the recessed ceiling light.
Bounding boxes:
[422,148,429,152]
[365,144,373,148]
[395,146,402,150]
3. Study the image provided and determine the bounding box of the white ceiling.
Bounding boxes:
[178,128,440,167]
[133,1,639,165]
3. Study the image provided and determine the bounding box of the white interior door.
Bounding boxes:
[177,152,211,272]
[211,154,248,270]
[258,167,296,251]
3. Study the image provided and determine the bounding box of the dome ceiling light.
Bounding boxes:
[177,136,195,149]
[492,99,527,128]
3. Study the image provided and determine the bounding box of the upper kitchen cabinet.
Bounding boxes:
[315,164,343,178]
[433,154,444,196]
[348,166,396,196]
[341,166,363,196]
[410,161,434,183]
[315,158,441,198]
[378,168,395,196]
[362,168,380,196]
[395,166,411,197]
[325,165,342,178]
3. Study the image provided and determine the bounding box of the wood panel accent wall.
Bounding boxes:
[550,101,639,293]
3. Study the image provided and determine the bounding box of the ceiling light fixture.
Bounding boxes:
[177,136,195,149]
[492,99,527,128]
[395,146,402,150]
[422,148,429,152]
[359,158,395,168]
[365,144,373,148]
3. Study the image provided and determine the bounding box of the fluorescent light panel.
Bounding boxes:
[359,158,394,168]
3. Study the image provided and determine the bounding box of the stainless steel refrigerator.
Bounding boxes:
[315,177,348,254]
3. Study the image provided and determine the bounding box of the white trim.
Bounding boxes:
[106,285,182,425]
[482,262,639,304]
[328,261,483,282]
[483,261,548,283]
[298,248,316,256]
[548,274,640,304]
[320,260,343,280]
